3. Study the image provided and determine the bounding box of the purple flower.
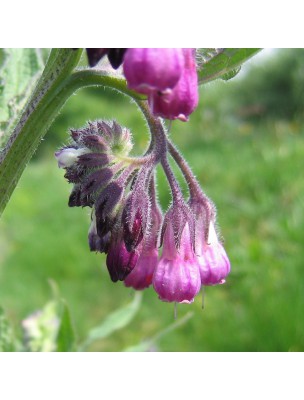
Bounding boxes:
[149,49,199,121]
[196,222,231,286]
[88,212,110,253]
[123,48,184,95]
[153,222,201,303]
[106,237,140,282]
[124,205,162,290]
[124,248,158,290]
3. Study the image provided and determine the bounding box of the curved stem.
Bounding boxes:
[161,156,184,203]
[0,63,146,216]
[167,139,207,200]
[134,100,184,203]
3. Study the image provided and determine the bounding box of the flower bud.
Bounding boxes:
[123,48,184,95]
[85,48,127,69]
[55,147,89,168]
[95,181,124,236]
[86,48,109,67]
[106,237,140,282]
[122,186,150,251]
[88,212,110,253]
[107,48,127,69]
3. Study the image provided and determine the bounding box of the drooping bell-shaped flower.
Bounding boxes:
[196,222,231,286]
[149,48,199,121]
[123,48,184,95]
[153,222,201,303]
[124,247,158,290]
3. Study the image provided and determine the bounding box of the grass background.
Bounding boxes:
[1,49,304,351]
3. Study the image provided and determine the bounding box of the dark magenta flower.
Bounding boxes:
[149,49,199,121]
[123,48,184,95]
[124,204,162,290]
[196,222,231,286]
[153,222,201,303]
[124,248,158,290]
[106,237,140,282]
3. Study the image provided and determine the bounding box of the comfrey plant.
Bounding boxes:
[0,48,260,306]
[55,48,231,304]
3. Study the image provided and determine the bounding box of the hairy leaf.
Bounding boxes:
[0,48,47,148]
[196,48,261,84]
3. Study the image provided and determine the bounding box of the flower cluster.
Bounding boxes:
[55,120,230,305]
[86,48,199,122]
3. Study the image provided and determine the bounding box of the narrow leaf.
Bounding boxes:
[197,48,261,84]
[123,311,193,352]
[80,292,142,350]
[56,300,76,352]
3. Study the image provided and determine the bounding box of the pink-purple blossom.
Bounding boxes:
[124,248,158,290]
[153,222,201,303]
[149,49,199,122]
[123,48,184,95]
[196,222,231,286]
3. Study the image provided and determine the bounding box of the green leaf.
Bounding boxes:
[196,48,262,84]
[56,300,76,352]
[0,306,15,352]
[0,48,46,148]
[123,311,193,352]
[220,66,242,81]
[80,292,142,350]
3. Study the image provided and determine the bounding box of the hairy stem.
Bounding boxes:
[0,60,144,217]
[135,101,184,203]
[167,140,203,199]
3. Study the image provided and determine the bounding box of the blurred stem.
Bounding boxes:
[0,56,143,217]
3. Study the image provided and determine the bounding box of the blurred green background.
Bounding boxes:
[1,49,304,351]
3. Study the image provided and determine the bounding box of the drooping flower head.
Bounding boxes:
[85,48,199,121]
